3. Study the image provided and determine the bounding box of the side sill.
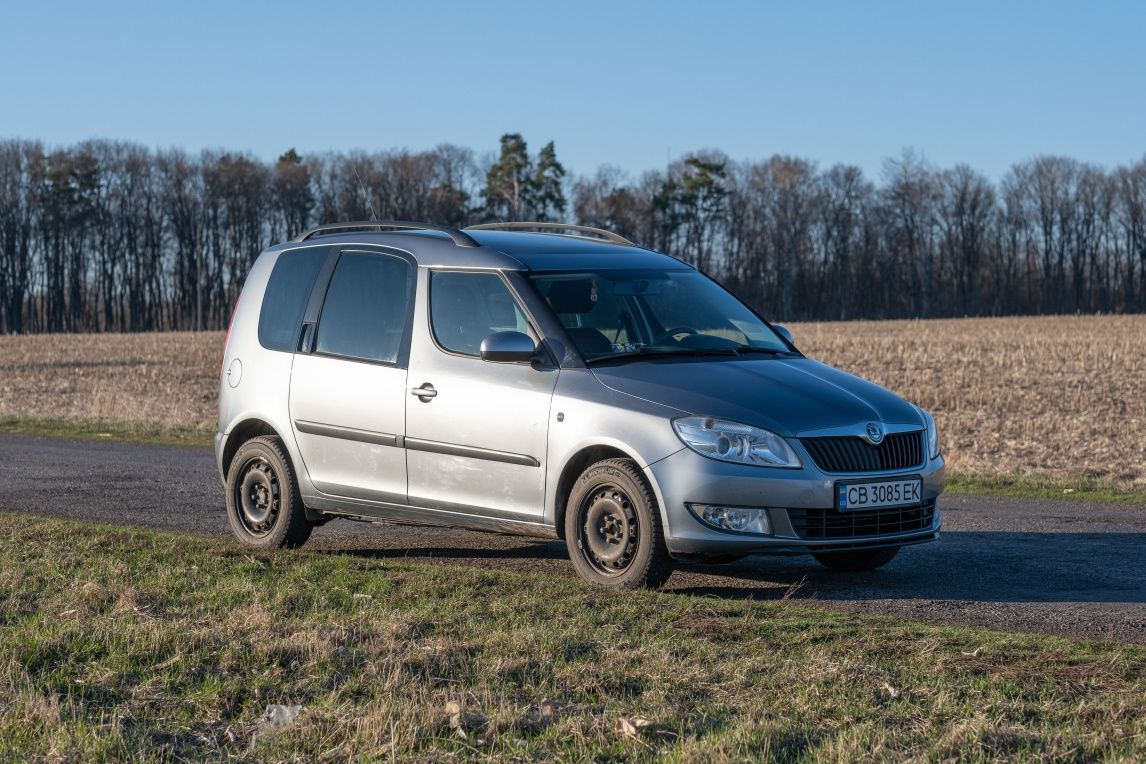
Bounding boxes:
[306,493,559,540]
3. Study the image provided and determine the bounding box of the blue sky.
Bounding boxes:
[2,1,1143,180]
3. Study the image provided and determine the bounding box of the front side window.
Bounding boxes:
[430,271,535,356]
[258,246,328,351]
[530,269,793,362]
[315,252,413,364]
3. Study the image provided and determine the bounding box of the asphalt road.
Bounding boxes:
[2,433,1143,643]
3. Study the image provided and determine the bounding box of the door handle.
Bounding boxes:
[410,383,438,401]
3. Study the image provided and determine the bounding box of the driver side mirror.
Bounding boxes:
[479,331,537,363]
[772,324,794,345]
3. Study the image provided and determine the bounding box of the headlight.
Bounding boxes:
[916,407,940,460]
[672,416,801,468]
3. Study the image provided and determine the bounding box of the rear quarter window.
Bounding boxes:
[258,247,329,351]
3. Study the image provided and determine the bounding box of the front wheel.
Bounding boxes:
[812,547,899,572]
[225,436,313,549]
[564,458,675,589]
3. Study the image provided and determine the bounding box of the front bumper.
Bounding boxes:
[646,446,944,560]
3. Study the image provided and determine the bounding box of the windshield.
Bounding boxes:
[530,269,794,363]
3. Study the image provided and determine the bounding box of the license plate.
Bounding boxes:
[837,478,922,510]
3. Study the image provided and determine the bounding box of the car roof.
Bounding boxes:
[464,230,691,271]
[268,229,692,272]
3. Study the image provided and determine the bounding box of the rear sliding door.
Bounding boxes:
[288,248,415,504]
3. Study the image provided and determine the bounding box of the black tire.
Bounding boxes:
[564,458,675,589]
[812,547,899,572]
[225,435,313,549]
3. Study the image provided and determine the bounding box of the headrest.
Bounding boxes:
[547,279,597,314]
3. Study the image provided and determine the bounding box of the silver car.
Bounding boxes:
[217,221,944,588]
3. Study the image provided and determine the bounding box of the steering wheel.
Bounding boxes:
[653,326,699,344]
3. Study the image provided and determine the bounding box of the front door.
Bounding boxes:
[288,248,415,504]
[405,269,558,518]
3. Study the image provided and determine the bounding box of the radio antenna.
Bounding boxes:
[352,162,379,221]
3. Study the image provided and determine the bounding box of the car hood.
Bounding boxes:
[590,356,922,437]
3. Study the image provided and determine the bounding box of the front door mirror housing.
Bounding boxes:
[479,331,537,363]
[772,324,794,345]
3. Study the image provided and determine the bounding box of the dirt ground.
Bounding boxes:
[1,315,1143,484]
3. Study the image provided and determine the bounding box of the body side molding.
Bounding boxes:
[294,419,401,448]
[294,420,540,467]
[404,436,540,467]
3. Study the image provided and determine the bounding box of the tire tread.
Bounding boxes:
[226,435,312,549]
[565,457,674,589]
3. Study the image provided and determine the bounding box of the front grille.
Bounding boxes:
[787,500,936,540]
[800,431,923,473]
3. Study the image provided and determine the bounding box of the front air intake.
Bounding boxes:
[787,500,936,539]
[799,431,924,473]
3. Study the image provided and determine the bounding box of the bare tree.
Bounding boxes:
[1,136,1144,333]
[881,150,938,318]
[936,164,995,315]
[1114,158,1146,311]
[0,141,37,332]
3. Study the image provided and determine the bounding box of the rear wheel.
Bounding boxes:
[812,547,899,571]
[226,436,312,549]
[564,458,674,589]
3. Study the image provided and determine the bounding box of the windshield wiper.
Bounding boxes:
[585,347,739,366]
[732,346,798,357]
[584,343,802,366]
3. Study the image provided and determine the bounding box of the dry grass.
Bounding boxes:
[794,315,1146,485]
[0,330,223,431]
[1,315,1143,486]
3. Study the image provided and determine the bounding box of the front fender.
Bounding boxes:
[543,368,685,530]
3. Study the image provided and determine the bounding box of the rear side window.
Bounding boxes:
[258,247,328,351]
[430,271,535,356]
[315,252,414,365]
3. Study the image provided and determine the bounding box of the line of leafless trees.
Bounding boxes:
[1,136,1144,333]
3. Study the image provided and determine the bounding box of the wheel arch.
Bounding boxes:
[221,418,285,479]
[553,443,666,540]
[222,417,323,522]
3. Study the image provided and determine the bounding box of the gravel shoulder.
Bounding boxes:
[2,433,1143,642]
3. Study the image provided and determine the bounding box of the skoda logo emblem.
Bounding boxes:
[865,422,885,444]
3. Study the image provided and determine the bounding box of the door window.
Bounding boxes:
[430,272,535,356]
[315,252,414,365]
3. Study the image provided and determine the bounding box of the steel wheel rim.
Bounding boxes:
[236,457,280,536]
[577,484,639,576]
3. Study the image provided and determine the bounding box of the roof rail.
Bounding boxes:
[465,222,636,247]
[294,220,479,248]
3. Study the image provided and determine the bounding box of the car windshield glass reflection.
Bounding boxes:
[530,270,794,362]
